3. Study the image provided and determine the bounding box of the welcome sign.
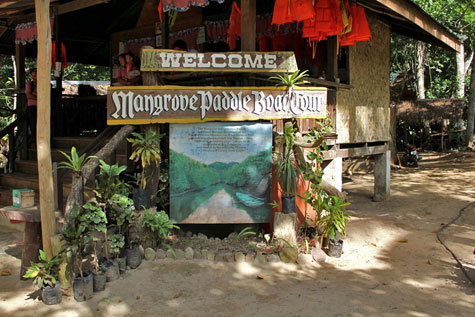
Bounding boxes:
[140,50,299,73]
[106,86,327,124]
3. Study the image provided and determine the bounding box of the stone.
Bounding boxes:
[185,247,194,260]
[138,245,145,257]
[156,249,166,260]
[268,254,280,263]
[215,254,225,262]
[194,250,204,260]
[297,253,313,265]
[186,231,193,238]
[207,250,215,262]
[175,249,185,260]
[166,249,174,259]
[254,254,266,264]
[228,232,237,240]
[176,229,185,237]
[273,213,298,247]
[197,233,208,240]
[201,249,209,259]
[311,247,327,263]
[245,253,254,263]
[144,248,156,261]
[279,247,299,263]
[224,253,234,262]
[234,252,245,263]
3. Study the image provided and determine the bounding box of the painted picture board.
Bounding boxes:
[170,122,272,224]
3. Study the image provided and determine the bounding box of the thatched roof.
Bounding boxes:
[394,99,464,124]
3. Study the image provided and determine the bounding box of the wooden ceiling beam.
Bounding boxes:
[373,0,461,52]
[53,0,109,15]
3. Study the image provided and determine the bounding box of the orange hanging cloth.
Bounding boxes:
[158,0,163,23]
[341,4,371,46]
[293,0,315,22]
[228,1,241,50]
[272,0,295,25]
[302,0,335,41]
[51,41,67,69]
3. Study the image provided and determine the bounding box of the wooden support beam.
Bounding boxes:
[240,0,256,51]
[374,0,461,52]
[55,0,109,15]
[374,150,391,201]
[323,144,389,160]
[326,36,338,81]
[35,0,55,260]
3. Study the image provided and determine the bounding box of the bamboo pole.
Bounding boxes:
[35,0,55,260]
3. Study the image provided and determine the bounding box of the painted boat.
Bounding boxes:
[236,192,265,207]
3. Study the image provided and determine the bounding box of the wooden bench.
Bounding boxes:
[0,206,41,279]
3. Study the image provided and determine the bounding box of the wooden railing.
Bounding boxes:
[0,112,28,173]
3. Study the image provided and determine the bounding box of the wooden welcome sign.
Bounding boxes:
[140,50,298,73]
[107,86,327,125]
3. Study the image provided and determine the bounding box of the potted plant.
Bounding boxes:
[82,202,108,293]
[108,233,126,275]
[274,124,300,213]
[316,195,350,257]
[140,209,179,248]
[23,250,62,305]
[127,130,165,209]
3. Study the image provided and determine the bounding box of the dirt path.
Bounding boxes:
[0,152,474,317]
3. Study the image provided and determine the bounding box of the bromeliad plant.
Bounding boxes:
[23,250,62,288]
[275,125,300,198]
[58,146,93,174]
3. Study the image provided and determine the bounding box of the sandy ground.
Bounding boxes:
[0,152,474,317]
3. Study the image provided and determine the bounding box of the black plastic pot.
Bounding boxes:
[327,239,344,258]
[73,274,93,302]
[133,187,151,210]
[105,260,120,282]
[125,246,142,269]
[282,196,296,214]
[93,271,107,292]
[118,257,127,274]
[42,282,62,305]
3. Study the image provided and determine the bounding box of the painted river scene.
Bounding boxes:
[169,122,272,223]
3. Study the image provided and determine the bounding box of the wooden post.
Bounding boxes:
[35,0,56,260]
[241,0,256,51]
[327,36,338,81]
[373,150,390,201]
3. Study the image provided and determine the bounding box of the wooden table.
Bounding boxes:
[0,206,41,279]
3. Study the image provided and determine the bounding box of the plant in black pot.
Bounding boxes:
[127,130,165,209]
[274,124,301,213]
[108,233,126,275]
[82,202,108,293]
[23,250,62,305]
[316,196,350,258]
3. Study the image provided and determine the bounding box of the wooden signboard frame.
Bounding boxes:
[140,50,299,73]
[107,86,327,125]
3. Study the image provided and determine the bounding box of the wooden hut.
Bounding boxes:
[0,1,462,253]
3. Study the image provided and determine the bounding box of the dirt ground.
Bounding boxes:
[0,152,474,317]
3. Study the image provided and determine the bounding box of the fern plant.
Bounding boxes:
[141,209,178,241]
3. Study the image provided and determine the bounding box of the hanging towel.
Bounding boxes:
[341,4,371,46]
[293,0,316,22]
[228,1,241,50]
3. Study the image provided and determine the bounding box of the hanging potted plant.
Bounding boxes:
[127,130,165,209]
[23,250,62,305]
[316,195,350,257]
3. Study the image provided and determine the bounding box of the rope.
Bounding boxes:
[436,201,475,286]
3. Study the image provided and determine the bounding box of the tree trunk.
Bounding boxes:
[64,125,135,220]
[35,0,55,260]
[466,64,475,147]
[142,125,161,204]
[416,41,425,99]
[456,43,465,98]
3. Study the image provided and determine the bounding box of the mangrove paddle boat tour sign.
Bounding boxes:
[170,122,272,224]
[106,86,327,124]
[140,49,298,73]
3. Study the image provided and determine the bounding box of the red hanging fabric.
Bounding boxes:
[51,41,67,69]
[158,0,163,23]
[272,0,295,25]
[258,34,268,52]
[341,4,371,46]
[302,0,339,41]
[228,1,241,50]
[293,0,315,22]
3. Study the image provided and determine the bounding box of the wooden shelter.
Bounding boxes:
[0,1,462,253]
